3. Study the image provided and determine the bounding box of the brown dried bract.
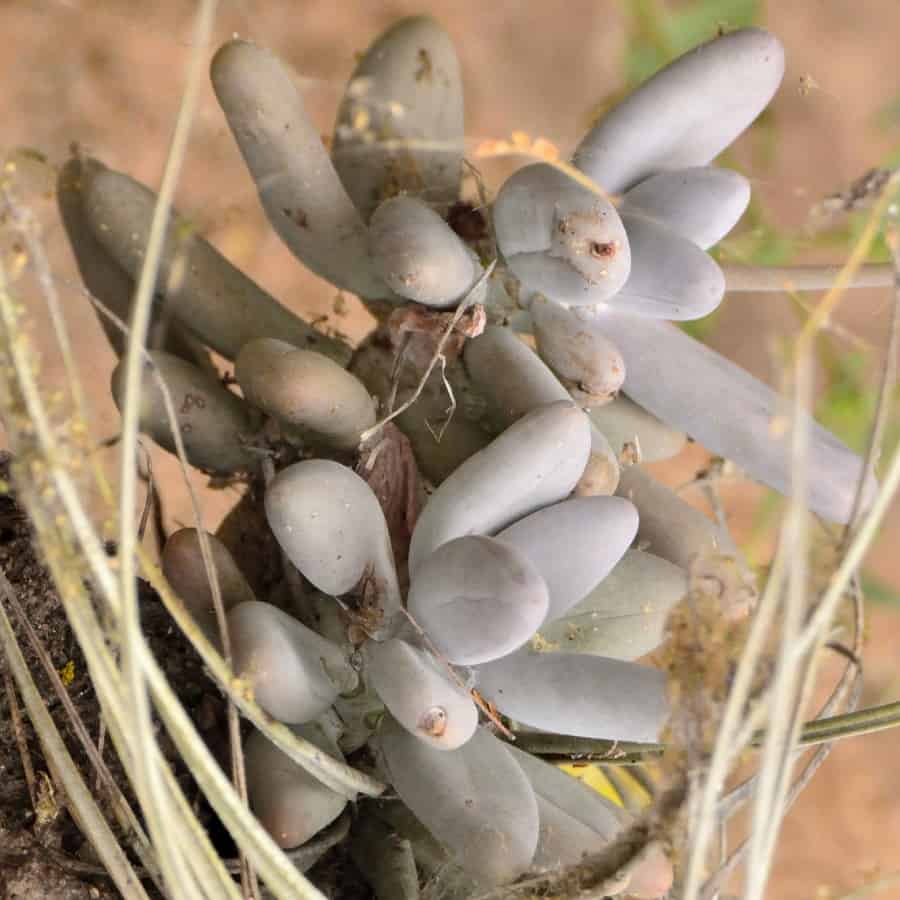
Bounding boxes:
[356,422,421,567]
[386,302,486,364]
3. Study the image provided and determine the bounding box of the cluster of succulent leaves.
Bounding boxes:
[58,14,873,897]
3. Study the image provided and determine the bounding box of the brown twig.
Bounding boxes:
[398,607,513,740]
[3,669,38,811]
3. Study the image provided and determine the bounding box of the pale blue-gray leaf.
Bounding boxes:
[407,535,549,665]
[574,28,785,192]
[332,16,464,220]
[621,167,750,249]
[475,648,668,743]
[408,401,591,573]
[494,162,631,305]
[377,719,540,885]
[497,496,638,623]
[536,549,687,660]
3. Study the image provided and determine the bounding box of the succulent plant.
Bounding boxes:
[57,13,876,898]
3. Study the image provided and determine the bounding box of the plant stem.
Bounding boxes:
[722,262,893,292]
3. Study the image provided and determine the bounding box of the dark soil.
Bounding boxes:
[0,451,225,899]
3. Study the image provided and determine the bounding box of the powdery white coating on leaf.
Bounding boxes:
[245,723,347,849]
[475,647,669,743]
[407,535,550,665]
[600,310,876,523]
[110,351,259,475]
[364,637,478,749]
[332,16,465,220]
[497,496,638,623]
[236,339,375,450]
[616,464,733,571]
[574,28,785,192]
[378,718,540,885]
[369,195,478,307]
[79,159,348,364]
[536,549,688,660]
[464,326,619,494]
[161,528,256,644]
[531,295,626,404]
[504,745,624,871]
[210,40,388,300]
[228,601,356,724]
[621,167,751,250]
[493,162,631,305]
[588,394,686,462]
[613,212,725,320]
[265,460,401,628]
[407,401,592,574]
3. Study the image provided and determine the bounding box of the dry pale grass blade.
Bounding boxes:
[0,230,336,896]
[0,387,238,898]
[678,171,900,900]
[0,574,150,900]
[4,583,162,889]
[113,0,221,892]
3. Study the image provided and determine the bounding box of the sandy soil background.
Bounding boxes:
[2,0,900,896]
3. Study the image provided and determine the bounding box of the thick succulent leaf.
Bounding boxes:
[211,40,387,300]
[494,162,631,305]
[466,324,573,424]
[228,601,356,723]
[161,528,256,644]
[504,745,623,870]
[407,535,549,665]
[364,638,477,749]
[573,28,785,192]
[600,310,876,523]
[245,722,347,849]
[464,326,619,495]
[236,338,375,450]
[588,394,686,462]
[332,16,464,220]
[79,159,348,363]
[621,167,751,249]
[531,294,626,405]
[371,800,481,900]
[537,549,687,660]
[616,464,734,570]
[265,460,401,632]
[497,497,638,623]
[348,814,420,900]
[511,747,673,895]
[111,351,259,474]
[369,195,478,307]
[475,648,668,743]
[612,212,725,320]
[408,401,591,574]
[57,158,210,366]
[377,718,540,885]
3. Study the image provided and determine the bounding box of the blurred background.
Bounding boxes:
[2,1,900,896]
